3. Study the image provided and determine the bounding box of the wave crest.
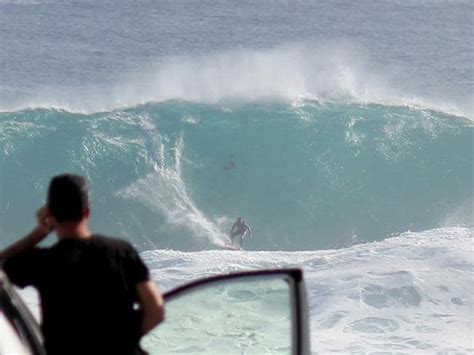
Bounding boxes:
[1,43,472,119]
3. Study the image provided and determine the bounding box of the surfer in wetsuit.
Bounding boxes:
[230,217,251,248]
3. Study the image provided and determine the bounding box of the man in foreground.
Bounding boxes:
[0,174,164,355]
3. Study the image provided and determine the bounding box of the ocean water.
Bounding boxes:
[1,0,473,353]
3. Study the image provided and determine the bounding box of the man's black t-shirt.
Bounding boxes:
[3,235,150,355]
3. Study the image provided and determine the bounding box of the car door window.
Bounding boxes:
[141,270,308,354]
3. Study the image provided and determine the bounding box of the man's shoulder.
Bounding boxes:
[91,234,136,252]
[3,247,46,268]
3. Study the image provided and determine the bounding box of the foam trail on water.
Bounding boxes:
[118,117,231,248]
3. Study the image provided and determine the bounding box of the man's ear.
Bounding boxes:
[84,207,91,219]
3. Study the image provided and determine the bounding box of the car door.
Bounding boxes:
[141,268,310,354]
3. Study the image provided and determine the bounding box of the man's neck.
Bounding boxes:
[55,221,92,241]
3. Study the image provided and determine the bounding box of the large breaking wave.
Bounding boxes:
[2,45,473,353]
[0,99,471,251]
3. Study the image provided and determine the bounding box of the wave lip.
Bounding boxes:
[1,44,472,119]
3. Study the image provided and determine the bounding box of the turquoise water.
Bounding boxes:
[1,101,471,250]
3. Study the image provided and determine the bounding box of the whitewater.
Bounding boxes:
[18,227,473,353]
[141,227,473,353]
[1,0,473,353]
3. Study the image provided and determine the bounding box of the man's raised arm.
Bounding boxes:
[0,206,52,266]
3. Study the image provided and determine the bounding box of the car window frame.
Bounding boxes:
[162,268,310,355]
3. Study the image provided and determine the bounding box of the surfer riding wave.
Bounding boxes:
[229,217,251,249]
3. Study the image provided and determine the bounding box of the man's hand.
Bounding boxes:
[35,205,54,236]
[0,205,53,264]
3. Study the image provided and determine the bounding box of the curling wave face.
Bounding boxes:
[0,100,471,251]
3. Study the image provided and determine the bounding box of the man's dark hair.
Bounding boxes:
[47,174,89,222]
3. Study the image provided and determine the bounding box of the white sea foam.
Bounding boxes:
[141,227,473,353]
[18,227,473,353]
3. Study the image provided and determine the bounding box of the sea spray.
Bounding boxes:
[2,45,472,118]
